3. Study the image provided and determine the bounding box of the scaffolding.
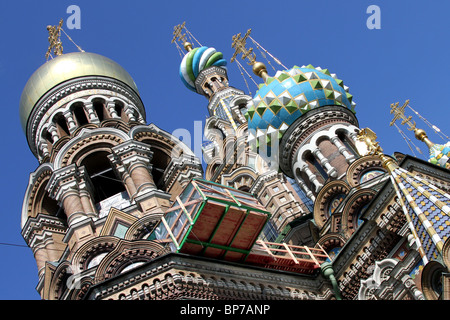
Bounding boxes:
[150,178,330,275]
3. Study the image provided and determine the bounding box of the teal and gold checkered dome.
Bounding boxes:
[246,65,355,150]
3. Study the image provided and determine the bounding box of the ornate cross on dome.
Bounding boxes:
[171,21,186,43]
[390,100,437,149]
[45,19,64,60]
[231,29,268,81]
[171,22,193,52]
[231,29,255,64]
[389,99,416,131]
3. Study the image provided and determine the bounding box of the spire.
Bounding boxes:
[231,29,269,82]
[356,127,450,263]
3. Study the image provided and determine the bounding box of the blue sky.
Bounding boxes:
[1,0,449,300]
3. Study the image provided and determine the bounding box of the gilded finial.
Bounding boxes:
[390,100,435,149]
[45,19,64,60]
[356,128,398,172]
[231,29,269,81]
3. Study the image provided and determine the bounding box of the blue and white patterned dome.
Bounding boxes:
[246,65,356,150]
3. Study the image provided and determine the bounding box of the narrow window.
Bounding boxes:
[54,114,70,136]
[93,100,105,121]
[73,105,89,126]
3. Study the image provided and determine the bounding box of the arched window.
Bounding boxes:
[305,151,328,182]
[72,104,89,126]
[149,148,171,190]
[32,177,67,225]
[54,114,70,136]
[337,131,358,156]
[93,99,105,122]
[237,185,250,193]
[80,151,126,204]
[43,129,54,144]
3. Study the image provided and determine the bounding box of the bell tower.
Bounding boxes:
[20,20,203,299]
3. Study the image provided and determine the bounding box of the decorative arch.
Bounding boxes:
[124,212,163,240]
[221,166,258,191]
[94,240,169,283]
[21,163,65,228]
[47,260,73,300]
[131,124,200,190]
[341,188,376,237]
[66,275,94,300]
[235,122,248,139]
[131,124,193,158]
[313,180,350,228]
[205,160,222,181]
[421,260,447,300]
[316,233,346,260]
[52,127,129,169]
[70,235,120,273]
[443,237,450,269]
[346,155,386,188]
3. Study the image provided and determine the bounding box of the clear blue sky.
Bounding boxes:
[1,0,449,300]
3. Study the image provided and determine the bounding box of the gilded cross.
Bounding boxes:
[231,29,256,64]
[389,99,416,131]
[45,19,64,60]
[171,21,187,44]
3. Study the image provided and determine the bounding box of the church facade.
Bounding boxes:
[19,22,450,300]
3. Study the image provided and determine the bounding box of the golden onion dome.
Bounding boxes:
[19,51,139,131]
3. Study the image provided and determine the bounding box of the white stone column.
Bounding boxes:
[124,106,137,122]
[296,162,323,192]
[107,102,120,118]
[312,148,337,178]
[84,102,99,123]
[47,124,59,143]
[64,111,77,133]
[330,135,355,163]
[349,132,359,144]
[293,176,316,202]
[38,140,50,158]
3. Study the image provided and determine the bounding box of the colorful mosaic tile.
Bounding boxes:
[393,167,450,261]
[246,65,356,154]
[428,142,450,169]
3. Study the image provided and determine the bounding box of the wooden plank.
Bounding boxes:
[161,216,180,250]
[258,240,278,261]
[229,211,267,250]
[304,246,320,266]
[177,195,194,224]
[282,243,299,265]
[189,201,227,242]
[210,206,245,247]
